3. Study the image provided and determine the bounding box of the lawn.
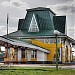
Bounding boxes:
[0,66,75,75]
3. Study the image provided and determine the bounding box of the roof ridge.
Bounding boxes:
[26,7,56,15]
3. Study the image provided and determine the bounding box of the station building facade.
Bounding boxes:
[1,7,75,64]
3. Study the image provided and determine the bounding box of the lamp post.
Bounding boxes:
[54,30,60,70]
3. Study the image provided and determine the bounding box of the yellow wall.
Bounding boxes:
[31,39,62,61]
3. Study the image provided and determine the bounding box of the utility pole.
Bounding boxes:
[56,34,58,70]
[7,13,9,65]
[54,30,60,70]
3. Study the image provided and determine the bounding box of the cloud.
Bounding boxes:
[47,0,75,15]
[0,0,30,36]
[0,0,9,3]
[0,0,30,9]
[0,26,6,30]
[0,25,7,35]
[0,0,10,6]
[11,0,30,9]
[47,0,75,39]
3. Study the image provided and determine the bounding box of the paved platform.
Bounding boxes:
[11,64,75,69]
[0,63,75,69]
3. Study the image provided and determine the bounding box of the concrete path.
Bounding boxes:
[11,64,75,69]
[0,63,75,69]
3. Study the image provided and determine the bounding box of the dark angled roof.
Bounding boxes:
[6,30,65,38]
[18,19,24,30]
[18,7,55,31]
[5,7,66,38]
[53,16,66,34]
[7,30,54,37]
[26,7,56,15]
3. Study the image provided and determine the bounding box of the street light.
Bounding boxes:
[54,30,60,70]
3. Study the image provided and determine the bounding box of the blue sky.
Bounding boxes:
[0,0,75,39]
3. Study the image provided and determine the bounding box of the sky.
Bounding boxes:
[0,0,75,39]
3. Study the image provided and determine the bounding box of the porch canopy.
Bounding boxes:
[0,36,50,53]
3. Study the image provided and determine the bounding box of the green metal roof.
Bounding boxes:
[18,8,55,31]
[7,30,54,37]
[7,30,66,38]
[53,16,66,34]
[26,7,56,15]
[18,19,24,30]
[5,7,66,37]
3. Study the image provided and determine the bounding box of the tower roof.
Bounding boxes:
[26,7,56,15]
[18,7,55,31]
[6,7,66,37]
[53,16,66,34]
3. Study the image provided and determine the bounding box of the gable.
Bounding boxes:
[17,7,66,36]
[28,14,39,32]
[18,8,55,31]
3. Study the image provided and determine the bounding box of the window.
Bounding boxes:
[25,50,28,58]
[44,39,50,43]
[28,14,39,32]
[31,50,37,58]
[21,49,28,58]
[22,49,25,58]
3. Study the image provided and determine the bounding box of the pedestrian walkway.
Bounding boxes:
[11,64,75,69]
[0,63,75,69]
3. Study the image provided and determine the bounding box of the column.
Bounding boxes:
[18,48,21,62]
[70,43,72,62]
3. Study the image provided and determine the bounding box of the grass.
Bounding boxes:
[0,66,75,75]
